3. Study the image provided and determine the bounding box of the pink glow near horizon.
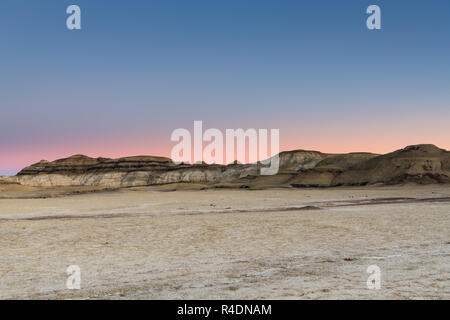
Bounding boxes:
[2,134,449,175]
[2,113,450,174]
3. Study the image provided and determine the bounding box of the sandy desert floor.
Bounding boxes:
[0,185,449,299]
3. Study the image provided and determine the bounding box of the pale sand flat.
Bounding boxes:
[0,185,449,299]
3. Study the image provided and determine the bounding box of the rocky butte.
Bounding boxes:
[1,144,449,189]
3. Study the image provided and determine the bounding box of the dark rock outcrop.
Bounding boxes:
[5,144,449,188]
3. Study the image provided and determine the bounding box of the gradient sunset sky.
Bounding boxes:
[1,0,449,174]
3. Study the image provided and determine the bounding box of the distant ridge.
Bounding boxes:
[1,144,449,188]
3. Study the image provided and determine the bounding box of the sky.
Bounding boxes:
[1,0,449,174]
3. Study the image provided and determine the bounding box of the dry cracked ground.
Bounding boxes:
[0,185,449,299]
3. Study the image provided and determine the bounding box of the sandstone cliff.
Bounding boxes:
[2,144,449,189]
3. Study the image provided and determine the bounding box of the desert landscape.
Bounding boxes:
[0,144,449,299]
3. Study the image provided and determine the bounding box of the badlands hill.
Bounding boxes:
[1,144,449,190]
